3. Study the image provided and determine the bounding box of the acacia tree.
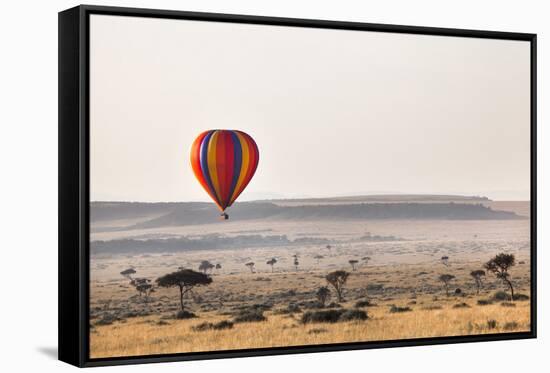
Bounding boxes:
[120,268,136,281]
[156,269,212,311]
[438,274,455,296]
[199,260,215,274]
[132,278,154,302]
[441,256,450,267]
[362,256,371,265]
[245,262,255,273]
[293,257,300,272]
[349,259,359,271]
[316,286,331,307]
[470,270,486,295]
[266,258,277,272]
[484,253,516,300]
[314,255,324,265]
[215,263,222,273]
[326,270,350,302]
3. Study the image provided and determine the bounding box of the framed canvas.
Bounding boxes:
[58,5,537,367]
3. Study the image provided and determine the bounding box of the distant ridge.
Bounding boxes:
[91,195,522,231]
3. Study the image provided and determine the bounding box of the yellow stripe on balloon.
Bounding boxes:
[229,132,250,205]
[207,131,222,204]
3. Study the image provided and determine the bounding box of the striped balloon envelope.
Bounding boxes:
[190,130,259,218]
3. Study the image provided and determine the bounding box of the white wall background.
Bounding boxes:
[0,0,546,372]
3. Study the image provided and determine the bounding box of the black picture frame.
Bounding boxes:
[59,4,537,368]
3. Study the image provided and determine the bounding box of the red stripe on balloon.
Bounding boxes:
[223,131,235,207]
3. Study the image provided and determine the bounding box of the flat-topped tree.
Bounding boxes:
[441,256,449,267]
[470,270,486,295]
[156,269,212,311]
[438,274,455,296]
[293,257,300,272]
[349,260,359,271]
[199,260,215,274]
[120,268,136,280]
[266,258,277,272]
[133,278,154,301]
[326,270,350,302]
[484,253,516,301]
[215,263,222,273]
[316,286,331,307]
[245,262,255,273]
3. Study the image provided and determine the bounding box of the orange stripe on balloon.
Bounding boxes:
[229,132,250,205]
[190,131,223,211]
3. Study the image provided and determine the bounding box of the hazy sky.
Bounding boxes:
[90,15,531,202]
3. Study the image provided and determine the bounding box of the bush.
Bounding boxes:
[95,314,117,326]
[355,300,375,308]
[389,305,412,313]
[422,305,443,310]
[301,309,344,323]
[504,321,519,330]
[493,291,511,301]
[453,302,471,309]
[300,300,324,309]
[176,310,197,319]
[233,310,267,323]
[308,328,328,334]
[192,320,234,331]
[477,299,493,306]
[192,322,211,332]
[454,288,462,295]
[339,309,368,321]
[487,320,497,329]
[500,302,516,307]
[513,293,530,301]
[212,320,234,330]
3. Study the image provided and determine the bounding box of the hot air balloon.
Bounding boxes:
[190,130,259,219]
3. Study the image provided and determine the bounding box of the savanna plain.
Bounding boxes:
[89,196,531,358]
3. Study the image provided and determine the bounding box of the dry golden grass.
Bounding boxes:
[90,298,530,358]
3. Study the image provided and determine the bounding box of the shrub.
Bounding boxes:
[493,291,511,301]
[192,320,234,331]
[273,304,302,315]
[95,314,117,326]
[422,305,443,310]
[212,320,234,330]
[308,328,328,334]
[500,302,516,307]
[339,309,368,321]
[513,293,530,301]
[192,322,211,332]
[453,302,471,308]
[176,310,197,319]
[504,321,519,330]
[477,299,493,306]
[233,310,267,323]
[355,300,375,308]
[301,309,344,323]
[487,320,497,329]
[389,305,412,313]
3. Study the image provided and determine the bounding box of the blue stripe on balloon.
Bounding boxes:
[227,132,242,207]
[200,131,217,203]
